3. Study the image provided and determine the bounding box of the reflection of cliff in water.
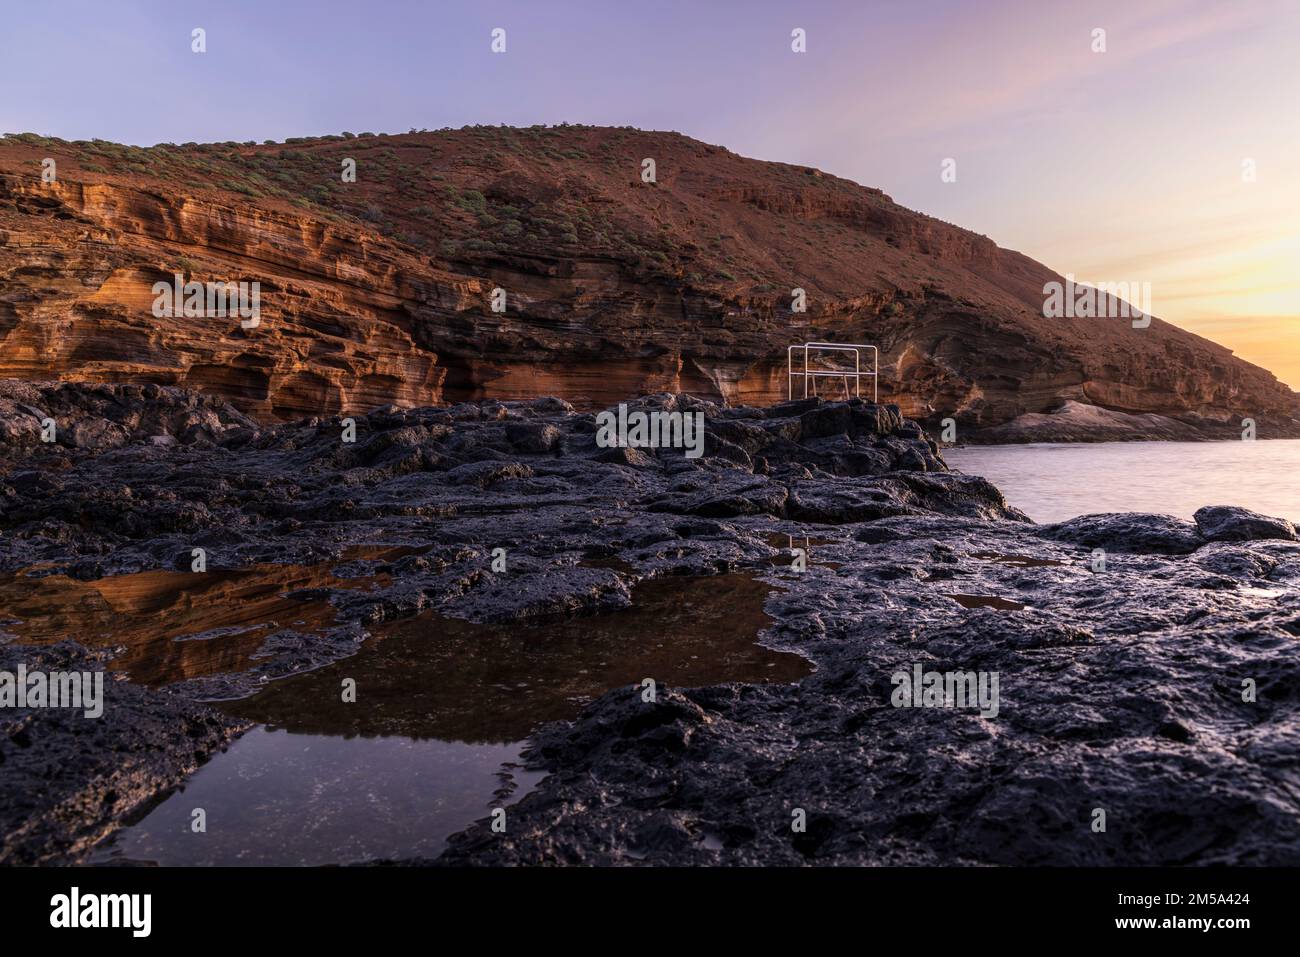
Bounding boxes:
[221,572,813,745]
[0,545,417,686]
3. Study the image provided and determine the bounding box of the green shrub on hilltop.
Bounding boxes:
[5,132,54,146]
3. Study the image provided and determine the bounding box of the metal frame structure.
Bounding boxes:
[787,341,878,402]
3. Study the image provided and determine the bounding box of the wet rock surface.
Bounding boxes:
[1194,505,1298,543]
[1,381,1297,865]
[439,514,1300,866]
[1038,512,1204,555]
[0,642,247,865]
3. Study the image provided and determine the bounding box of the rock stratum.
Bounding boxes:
[2,127,1298,440]
[1,381,1297,866]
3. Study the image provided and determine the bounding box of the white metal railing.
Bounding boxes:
[787,341,878,402]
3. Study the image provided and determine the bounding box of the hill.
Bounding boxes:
[2,125,1297,438]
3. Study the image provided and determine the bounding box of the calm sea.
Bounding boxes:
[944,440,1300,525]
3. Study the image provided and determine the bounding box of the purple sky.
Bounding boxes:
[4,0,1297,384]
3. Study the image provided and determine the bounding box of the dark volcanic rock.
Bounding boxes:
[1194,505,1298,543]
[505,421,563,454]
[0,642,247,865]
[440,515,1300,866]
[1038,512,1203,555]
[0,379,256,452]
[1,380,1298,867]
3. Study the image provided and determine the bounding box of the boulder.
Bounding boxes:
[1193,505,1297,543]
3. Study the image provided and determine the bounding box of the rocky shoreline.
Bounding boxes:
[962,399,1252,443]
[1,380,1297,865]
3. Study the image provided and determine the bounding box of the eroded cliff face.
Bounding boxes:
[0,175,474,417]
[2,127,1297,435]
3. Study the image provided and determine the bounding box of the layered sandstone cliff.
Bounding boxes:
[2,127,1297,437]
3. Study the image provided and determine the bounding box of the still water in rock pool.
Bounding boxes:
[88,571,810,866]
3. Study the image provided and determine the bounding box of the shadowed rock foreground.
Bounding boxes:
[1,380,1297,865]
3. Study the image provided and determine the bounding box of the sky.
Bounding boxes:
[3,0,1297,387]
